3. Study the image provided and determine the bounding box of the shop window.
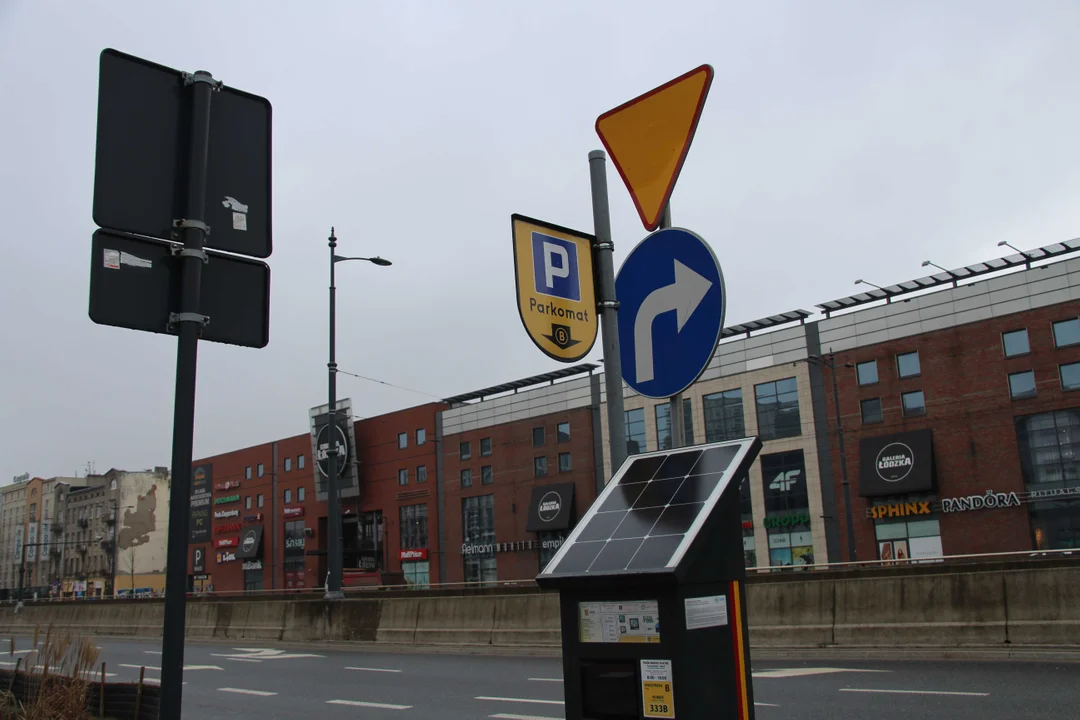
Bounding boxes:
[398,432,408,449]
[416,428,426,446]
[901,390,926,416]
[760,450,812,567]
[625,408,647,455]
[1053,318,1080,348]
[481,466,493,485]
[1061,363,1080,391]
[1009,370,1036,399]
[297,455,305,470]
[534,457,548,477]
[283,520,306,579]
[703,389,744,442]
[755,378,802,440]
[399,503,428,549]
[244,566,263,593]
[1003,329,1030,357]
[460,469,472,488]
[462,495,496,585]
[557,422,571,443]
[897,351,921,378]
[871,495,942,562]
[533,427,546,447]
[1015,409,1080,487]
[856,360,879,386]
[284,457,292,472]
[656,400,695,449]
[861,398,883,425]
[398,469,408,486]
[460,441,471,460]
[402,561,430,588]
[416,465,427,483]
[480,437,492,456]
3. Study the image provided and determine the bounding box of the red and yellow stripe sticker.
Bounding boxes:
[730,580,750,719]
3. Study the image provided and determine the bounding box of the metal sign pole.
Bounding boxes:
[658,204,686,450]
[588,150,628,475]
[326,229,344,599]
[159,69,216,720]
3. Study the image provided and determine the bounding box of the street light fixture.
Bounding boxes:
[325,228,391,600]
[854,278,891,303]
[998,240,1032,269]
[922,260,958,288]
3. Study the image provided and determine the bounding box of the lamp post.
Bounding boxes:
[325,227,391,600]
[997,240,1032,269]
[854,278,891,303]
[921,260,957,288]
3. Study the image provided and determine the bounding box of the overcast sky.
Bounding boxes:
[3,0,1080,482]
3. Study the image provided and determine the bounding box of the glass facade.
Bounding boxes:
[399,503,428,549]
[871,494,942,561]
[703,389,744,442]
[462,495,497,584]
[760,450,812,567]
[755,378,801,441]
[656,400,695,449]
[283,520,305,587]
[1016,409,1080,549]
[625,408,647,455]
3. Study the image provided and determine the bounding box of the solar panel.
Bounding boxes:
[539,437,760,579]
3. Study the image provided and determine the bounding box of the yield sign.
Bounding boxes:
[595,65,714,231]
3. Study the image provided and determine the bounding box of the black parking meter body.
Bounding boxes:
[537,437,762,720]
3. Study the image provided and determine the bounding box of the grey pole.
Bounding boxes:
[160,68,215,720]
[828,353,858,562]
[588,150,627,476]
[325,228,345,600]
[658,204,686,450]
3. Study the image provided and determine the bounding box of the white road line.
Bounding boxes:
[219,688,277,696]
[755,667,891,678]
[118,664,221,672]
[527,678,563,682]
[121,664,160,671]
[226,658,263,663]
[477,697,565,706]
[755,702,780,707]
[345,666,403,673]
[10,650,35,655]
[839,689,990,697]
[490,714,565,720]
[327,700,413,710]
[144,651,162,655]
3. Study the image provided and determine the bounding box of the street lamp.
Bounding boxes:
[921,260,958,288]
[854,278,891,303]
[997,240,1032,269]
[325,227,391,600]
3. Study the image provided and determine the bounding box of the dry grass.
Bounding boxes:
[0,624,102,720]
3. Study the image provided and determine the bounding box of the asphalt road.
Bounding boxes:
[3,636,1077,719]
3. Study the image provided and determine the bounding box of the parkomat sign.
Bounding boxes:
[216,537,239,548]
[214,494,240,505]
[858,429,935,497]
[399,548,428,562]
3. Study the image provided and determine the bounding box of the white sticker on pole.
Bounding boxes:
[684,594,728,630]
[103,249,120,270]
[640,659,674,719]
[120,252,152,269]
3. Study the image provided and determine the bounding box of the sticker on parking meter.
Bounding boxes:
[640,659,674,719]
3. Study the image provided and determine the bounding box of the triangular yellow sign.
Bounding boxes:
[595,65,714,231]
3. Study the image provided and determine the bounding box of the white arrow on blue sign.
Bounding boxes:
[615,227,725,399]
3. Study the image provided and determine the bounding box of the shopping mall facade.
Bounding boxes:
[187,241,1080,592]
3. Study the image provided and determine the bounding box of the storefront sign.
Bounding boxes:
[242,560,263,571]
[214,494,241,505]
[216,537,239,548]
[243,513,263,523]
[214,480,240,491]
[216,551,237,563]
[1026,486,1080,501]
[859,429,935,497]
[189,465,212,544]
[399,548,428,561]
[740,520,753,530]
[238,526,264,559]
[762,512,810,529]
[283,506,304,518]
[541,537,563,550]
[285,536,305,550]
[461,540,539,555]
[192,547,205,574]
[214,509,240,519]
[869,501,931,520]
[215,523,242,534]
[309,400,360,502]
[525,483,575,532]
[941,490,1021,513]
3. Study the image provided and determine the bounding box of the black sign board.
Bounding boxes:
[238,526,264,560]
[310,410,359,500]
[89,229,270,348]
[93,48,272,258]
[192,547,205,574]
[189,465,212,544]
[316,423,351,478]
[526,483,576,533]
[858,428,935,497]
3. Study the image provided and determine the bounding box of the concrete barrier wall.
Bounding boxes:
[1,563,1077,650]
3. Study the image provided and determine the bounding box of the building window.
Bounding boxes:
[1003,329,1031,357]
[245,496,252,510]
[284,457,292,472]
[398,432,408,449]
[761,451,812,567]
[460,469,472,488]
[558,453,572,473]
[656,400,695,449]
[1016,408,1080,550]
[557,422,571,443]
[416,428,426,445]
[257,494,264,508]
[897,351,921,378]
[533,427,546,447]
[480,437,492,456]
[901,390,926,416]
[534,457,548,477]
[1061,363,1080,391]
[462,495,496,585]
[856,360,879,386]
[755,378,801,440]
[1053,318,1080,348]
[257,463,265,478]
[244,565,263,593]
[298,487,305,502]
[861,398,883,424]
[398,469,408,486]
[872,494,942,561]
[298,455,305,470]
[399,503,428,549]
[284,489,292,504]
[703,389,744,442]
[417,465,427,483]
[460,441,471,460]
[1009,370,1037,399]
[481,466,493,485]
[625,408,647,455]
[245,466,252,480]
[402,561,429,588]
